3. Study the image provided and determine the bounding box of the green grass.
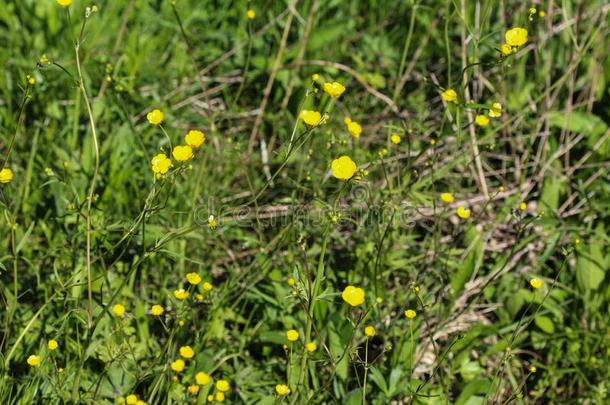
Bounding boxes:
[1,0,610,404]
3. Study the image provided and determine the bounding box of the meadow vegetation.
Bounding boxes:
[1,0,610,404]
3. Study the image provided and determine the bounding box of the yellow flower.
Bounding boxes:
[364,326,376,337]
[208,215,218,230]
[306,342,317,352]
[186,272,202,285]
[196,371,211,385]
[456,206,471,219]
[441,88,457,103]
[390,134,402,144]
[171,359,185,372]
[48,339,58,351]
[126,395,138,405]
[322,82,346,98]
[404,309,417,319]
[207,395,214,402]
[346,120,362,138]
[216,379,230,392]
[300,110,322,126]
[505,27,528,47]
[0,168,14,184]
[151,153,172,175]
[475,114,490,127]
[215,392,225,402]
[135,400,147,405]
[178,320,185,327]
[188,385,200,395]
[174,288,189,300]
[276,384,291,396]
[26,75,36,85]
[539,10,546,17]
[311,73,320,81]
[27,354,41,367]
[203,282,213,291]
[185,130,206,148]
[530,278,543,289]
[529,365,537,373]
[488,102,503,118]
[196,294,204,301]
[287,277,296,287]
[179,345,195,359]
[286,329,299,342]
[172,145,193,162]
[146,109,164,125]
[519,202,527,211]
[500,43,512,55]
[56,0,72,7]
[341,285,365,307]
[112,304,126,317]
[440,193,454,204]
[246,9,255,19]
[331,156,357,180]
[151,305,164,316]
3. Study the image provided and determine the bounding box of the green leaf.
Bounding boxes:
[547,111,608,138]
[576,248,606,290]
[534,315,555,334]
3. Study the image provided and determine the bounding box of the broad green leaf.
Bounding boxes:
[534,315,555,334]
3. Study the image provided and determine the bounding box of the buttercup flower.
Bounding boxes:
[331,156,357,180]
[276,384,291,396]
[185,130,206,148]
[146,109,164,125]
[203,282,213,291]
[287,277,296,287]
[151,154,172,175]
[475,115,490,127]
[126,395,138,404]
[323,82,346,98]
[489,103,503,118]
[112,304,126,317]
[215,392,225,402]
[246,9,255,19]
[346,120,362,138]
[341,285,365,307]
[300,110,322,126]
[171,359,185,372]
[179,345,195,359]
[186,272,202,285]
[188,385,200,395]
[172,145,193,162]
[441,88,457,103]
[216,379,230,392]
[405,309,417,319]
[530,278,543,289]
[364,326,376,337]
[440,193,454,204]
[0,168,14,184]
[306,342,317,352]
[500,44,512,55]
[196,371,211,385]
[456,206,471,219]
[174,289,189,300]
[311,73,320,81]
[27,354,41,367]
[519,202,527,211]
[286,329,299,342]
[505,27,528,47]
[390,134,402,144]
[151,305,164,316]
[56,0,72,7]
[48,339,59,351]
